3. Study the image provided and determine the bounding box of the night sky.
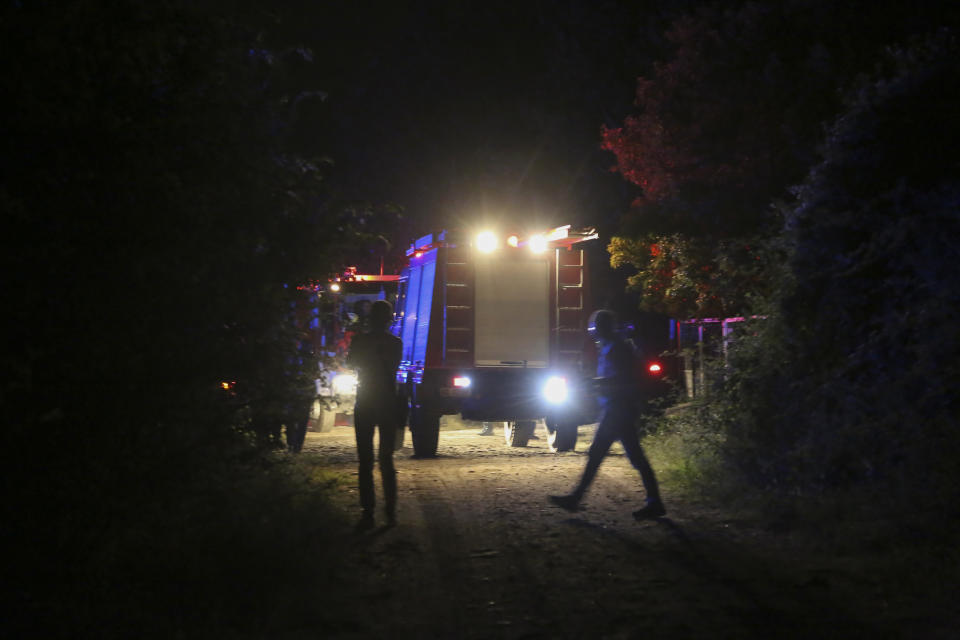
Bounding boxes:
[252,1,694,239]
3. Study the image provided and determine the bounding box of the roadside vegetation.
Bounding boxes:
[1,3,384,636]
[638,27,960,524]
[605,2,960,521]
[631,23,960,622]
[31,454,350,639]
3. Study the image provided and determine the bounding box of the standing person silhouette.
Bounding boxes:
[346,300,403,530]
[549,309,666,520]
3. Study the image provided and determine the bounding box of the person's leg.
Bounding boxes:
[354,406,376,523]
[615,404,666,519]
[376,409,398,524]
[619,417,662,504]
[550,409,617,510]
[573,410,618,500]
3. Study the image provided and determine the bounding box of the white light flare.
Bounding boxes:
[543,376,568,404]
[476,231,498,253]
[528,234,548,254]
[332,372,358,395]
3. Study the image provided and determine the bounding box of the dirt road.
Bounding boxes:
[302,423,902,639]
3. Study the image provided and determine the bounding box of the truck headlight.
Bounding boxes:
[529,234,548,254]
[332,372,358,395]
[476,230,498,253]
[543,376,568,404]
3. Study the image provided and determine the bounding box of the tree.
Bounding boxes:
[0,1,371,624]
[601,0,960,318]
[714,31,960,502]
[779,30,960,491]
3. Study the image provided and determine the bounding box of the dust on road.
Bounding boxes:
[302,422,885,639]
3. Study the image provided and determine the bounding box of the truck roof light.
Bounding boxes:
[507,235,519,248]
[545,225,570,241]
[476,231,498,253]
[529,234,548,254]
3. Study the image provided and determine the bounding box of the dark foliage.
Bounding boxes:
[722,32,960,507]
[0,1,367,632]
[603,0,960,318]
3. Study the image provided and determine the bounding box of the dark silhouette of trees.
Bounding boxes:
[677,28,960,506]
[766,32,960,495]
[602,1,960,318]
[0,2,374,628]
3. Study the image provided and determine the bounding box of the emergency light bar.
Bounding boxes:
[406,231,448,257]
[404,226,598,258]
[335,266,400,283]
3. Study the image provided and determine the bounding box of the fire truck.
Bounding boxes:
[391,225,603,458]
[301,268,400,433]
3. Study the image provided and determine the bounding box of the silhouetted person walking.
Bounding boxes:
[549,309,666,520]
[346,300,403,530]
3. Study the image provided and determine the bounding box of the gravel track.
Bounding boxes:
[302,423,888,639]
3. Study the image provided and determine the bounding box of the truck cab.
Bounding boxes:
[392,226,599,457]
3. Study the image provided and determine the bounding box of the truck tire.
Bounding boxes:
[411,405,440,458]
[505,420,536,447]
[318,403,336,433]
[546,420,577,452]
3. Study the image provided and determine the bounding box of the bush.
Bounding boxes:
[0,2,360,632]
[704,32,960,515]
[10,453,351,639]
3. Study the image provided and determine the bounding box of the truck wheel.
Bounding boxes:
[411,405,440,458]
[505,420,535,447]
[307,399,322,432]
[546,420,577,452]
[319,405,336,433]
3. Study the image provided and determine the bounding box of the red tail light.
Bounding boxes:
[648,363,662,375]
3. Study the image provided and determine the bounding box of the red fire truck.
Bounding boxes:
[391,225,602,457]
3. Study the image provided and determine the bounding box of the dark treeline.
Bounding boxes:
[605,2,960,521]
[0,2,388,636]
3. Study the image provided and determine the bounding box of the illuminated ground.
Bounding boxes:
[301,423,947,639]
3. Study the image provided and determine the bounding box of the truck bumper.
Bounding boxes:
[455,368,593,423]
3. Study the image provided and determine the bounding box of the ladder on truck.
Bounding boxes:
[442,245,474,367]
[554,247,587,370]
